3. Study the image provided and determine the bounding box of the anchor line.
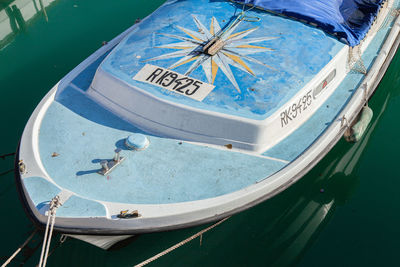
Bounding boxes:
[0,169,13,177]
[19,235,44,266]
[1,229,38,267]
[38,196,62,267]
[0,152,15,160]
[47,235,68,259]
[134,216,231,267]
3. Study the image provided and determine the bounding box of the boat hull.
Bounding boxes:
[14,0,400,242]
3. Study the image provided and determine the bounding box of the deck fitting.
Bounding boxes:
[125,134,149,150]
[203,37,225,56]
[18,160,26,174]
[98,149,125,176]
[113,148,121,162]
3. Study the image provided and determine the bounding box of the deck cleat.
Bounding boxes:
[117,210,140,219]
[98,149,126,176]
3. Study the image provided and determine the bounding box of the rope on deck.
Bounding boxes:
[134,216,230,267]
[1,230,37,267]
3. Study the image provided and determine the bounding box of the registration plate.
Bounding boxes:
[133,64,215,101]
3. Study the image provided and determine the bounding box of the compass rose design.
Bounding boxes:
[145,15,277,93]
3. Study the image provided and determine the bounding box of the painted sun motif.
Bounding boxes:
[145,15,277,93]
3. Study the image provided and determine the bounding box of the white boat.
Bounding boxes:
[15,0,400,249]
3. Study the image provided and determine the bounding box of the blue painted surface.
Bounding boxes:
[23,176,106,217]
[70,52,110,92]
[263,18,393,161]
[125,133,149,150]
[57,195,107,218]
[40,85,286,206]
[100,0,344,120]
[23,177,61,210]
[28,1,394,218]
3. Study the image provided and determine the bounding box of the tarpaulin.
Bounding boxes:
[232,0,386,46]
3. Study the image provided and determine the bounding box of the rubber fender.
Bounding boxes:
[348,106,373,142]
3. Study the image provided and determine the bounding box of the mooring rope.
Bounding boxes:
[1,230,37,267]
[0,152,15,160]
[38,196,61,267]
[134,216,230,267]
[0,169,13,177]
[19,236,43,266]
[47,234,68,259]
[0,152,15,178]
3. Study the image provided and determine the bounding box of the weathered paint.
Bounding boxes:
[100,0,344,120]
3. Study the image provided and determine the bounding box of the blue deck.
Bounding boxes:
[100,0,344,120]
[22,1,396,217]
[38,88,285,205]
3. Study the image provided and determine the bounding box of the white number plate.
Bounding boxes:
[133,64,215,101]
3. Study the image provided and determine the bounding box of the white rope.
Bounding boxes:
[38,211,52,266]
[42,214,56,267]
[1,230,37,267]
[38,196,61,267]
[134,216,230,267]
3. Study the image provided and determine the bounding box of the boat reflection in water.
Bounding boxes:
[244,93,390,267]
[117,93,391,266]
[0,0,56,49]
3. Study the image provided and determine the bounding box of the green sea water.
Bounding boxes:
[1,0,400,266]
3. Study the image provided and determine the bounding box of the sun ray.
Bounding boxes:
[155,42,198,50]
[211,17,222,36]
[185,54,209,76]
[220,18,242,40]
[222,47,274,55]
[191,15,213,40]
[211,59,219,83]
[220,53,254,76]
[222,52,255,76]
[225,27,258,41]
[176,26,206,42]
[230,36,279,45]
[170,56,199,69]
[201,57,213,84]
[223,48,277,71]
[144,49,199,62]
[213,54,241,92]
[162,46,194,50]
[149,15,278,94]
[159,33,203,45]
[234,44,272,50]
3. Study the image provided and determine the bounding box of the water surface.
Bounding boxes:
[1,0,400,266]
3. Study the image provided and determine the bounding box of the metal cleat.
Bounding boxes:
[98,149,125,176]
[117,210,140,219]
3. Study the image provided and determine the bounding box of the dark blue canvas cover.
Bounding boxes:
[233,0,385,46]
